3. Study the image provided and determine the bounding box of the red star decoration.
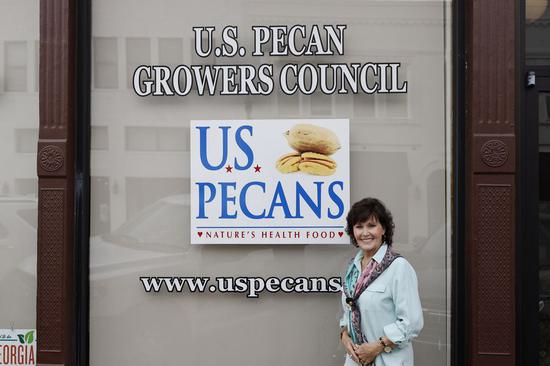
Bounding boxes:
[254,164,262,172]
[225,164,233,173]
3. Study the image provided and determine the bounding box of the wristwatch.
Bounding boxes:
[379,337,392,353]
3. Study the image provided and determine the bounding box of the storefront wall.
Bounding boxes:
[24,0,539,364]
[89,1,452,366]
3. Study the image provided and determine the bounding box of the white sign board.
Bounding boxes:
[190,119,350,244]
[0,329,36,365]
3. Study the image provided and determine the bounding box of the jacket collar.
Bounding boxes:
[353,243,388,271]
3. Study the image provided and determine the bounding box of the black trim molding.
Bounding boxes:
[452,0,466,364]
[74,0,91,365]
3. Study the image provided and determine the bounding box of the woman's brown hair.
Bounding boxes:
[345,197,395,247]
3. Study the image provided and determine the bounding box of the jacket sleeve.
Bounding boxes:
[383,258,424,347]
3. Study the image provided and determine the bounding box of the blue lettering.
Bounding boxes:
[220,182,238,218]
[196,182,216,218]
[240,182,266,219]
[197,126,230,170]
[234,125,254,170]
[266,182,295,218]
[196,180,344,221]
[327,181,344,219]
[295,181,323,218]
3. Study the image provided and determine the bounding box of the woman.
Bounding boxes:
[339,198,423,366]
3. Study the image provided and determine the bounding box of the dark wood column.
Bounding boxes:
[37,0,76,365]
[466,0,518,365]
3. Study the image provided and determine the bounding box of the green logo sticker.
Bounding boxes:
[17,330,34,344]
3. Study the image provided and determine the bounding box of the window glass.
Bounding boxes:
[17,208,38,229]
[15,129,38,153]
[93,37,118,89]
[91,1,452,365]
[91,126,109,150]
[126,38,150,88]
[0,222,9,240]
[4,41,27,92]
[0,0,39,329]
[159,38,183,67]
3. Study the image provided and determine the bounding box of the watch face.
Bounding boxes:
[384,346,392,353]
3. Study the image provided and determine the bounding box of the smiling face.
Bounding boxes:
[353,216,386,256]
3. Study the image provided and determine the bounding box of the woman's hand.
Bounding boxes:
[340,330,361,364]
[354,341,382,365]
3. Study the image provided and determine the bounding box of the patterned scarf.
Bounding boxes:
[343,246,401,345]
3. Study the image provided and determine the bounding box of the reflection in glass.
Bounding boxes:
[93,37,118,89]
[104,196,189,250]
[15,129,38,153]
[91,126,109,150]
[159,38,183,67]
[0,0,39,329]
[353,93,375,118]
[126,38,150,88]
[4,41,27,92]
[311,92,333,116]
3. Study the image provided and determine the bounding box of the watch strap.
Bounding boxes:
[379,337,392,353]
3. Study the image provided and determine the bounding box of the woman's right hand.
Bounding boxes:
[341,330,361,364]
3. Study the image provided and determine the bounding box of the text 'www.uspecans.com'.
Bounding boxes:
[140,276,342,298]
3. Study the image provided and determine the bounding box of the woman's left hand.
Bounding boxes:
[354,342,381,365]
